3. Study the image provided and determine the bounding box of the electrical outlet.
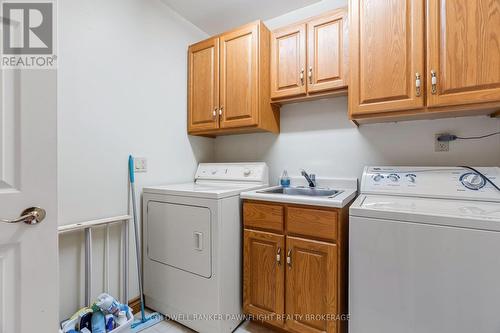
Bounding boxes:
[134,157,147,172]
[435,134,449,152]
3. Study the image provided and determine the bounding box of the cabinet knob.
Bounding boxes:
[431,70,437,94]
[219,106,223,116]
[276,247,281,265]
[300,68,304,85]
[212,108,217,118]
[286,249,292,267]
[308,66,313,84]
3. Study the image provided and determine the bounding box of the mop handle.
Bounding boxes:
[129,155,146,320]
[128,155,135,184]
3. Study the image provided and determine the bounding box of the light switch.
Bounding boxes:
[134,157,147,172]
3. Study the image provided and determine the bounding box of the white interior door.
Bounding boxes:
[0,31,58,333]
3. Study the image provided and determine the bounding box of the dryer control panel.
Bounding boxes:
[195,163,269,184]
[361,166,500,202]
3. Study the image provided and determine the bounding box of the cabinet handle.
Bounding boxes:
[300,68,304,85]
[308,66,312,84]
[415,73,421,97]
[212,108,217,118]
[431,70,437,94]
[276,247,281,265]
[219,106,223,117]
[286,249,292,267]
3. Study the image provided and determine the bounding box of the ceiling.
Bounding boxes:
[161,0,321,35]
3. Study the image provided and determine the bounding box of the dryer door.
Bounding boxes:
[147,201,212,278]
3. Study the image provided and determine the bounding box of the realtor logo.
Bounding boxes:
[1,1,57,68]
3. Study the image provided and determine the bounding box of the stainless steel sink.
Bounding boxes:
[257,186,342,198]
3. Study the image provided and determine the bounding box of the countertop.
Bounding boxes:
[240,177,358,208]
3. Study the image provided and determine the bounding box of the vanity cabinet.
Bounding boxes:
[188,21,280,136]
[270,8,348,103]
[349,0,500,123]
[243,201,349,333]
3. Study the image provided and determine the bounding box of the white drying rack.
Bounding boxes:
[58,215,132,306]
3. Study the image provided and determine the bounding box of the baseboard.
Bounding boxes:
[128,296,141,314]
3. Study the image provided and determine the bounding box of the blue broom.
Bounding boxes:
[129,155,165,332]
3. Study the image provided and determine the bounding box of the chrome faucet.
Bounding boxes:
[300,169,316,188]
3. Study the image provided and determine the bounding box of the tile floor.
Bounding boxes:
[139,311,276,333]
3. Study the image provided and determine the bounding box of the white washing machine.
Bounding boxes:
[349,166,500,333]
[142,163,268,333]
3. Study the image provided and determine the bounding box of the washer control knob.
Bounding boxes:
[372,174,384,182]
[405,174,417,183]
[243,168,252,176]
[460,172,486,190]
[387,173,400,182]
[211,169,217,175]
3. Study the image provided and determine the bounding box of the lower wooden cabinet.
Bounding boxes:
[286,237,337,333]
[243,230,285,327]
[243,201,349,333]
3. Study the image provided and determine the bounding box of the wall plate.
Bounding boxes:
[134,157,147,172]
[435,134,449,152]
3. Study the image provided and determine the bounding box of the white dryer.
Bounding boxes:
[349,166,500,333]
[142,163,268,333]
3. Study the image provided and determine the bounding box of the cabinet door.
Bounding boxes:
[220,24,259,129]
[427,0,500,107]
[188,38,219,132]
[286,236,337,333]
[349,0,425,115]
[307,9,348,93]
[270,23,307,99]
[244,229,285,327]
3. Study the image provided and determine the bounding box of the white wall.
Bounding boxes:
[58,0,213,319]
[215,97,500,183]
[214,0,500,183]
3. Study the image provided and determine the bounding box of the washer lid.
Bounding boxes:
[143,182,267,199]
[350,194,500,230]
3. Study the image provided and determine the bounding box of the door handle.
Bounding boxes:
[0,207,46,225]
[194,232,203,251]
[431,70,437,94]
[415,72,421,97]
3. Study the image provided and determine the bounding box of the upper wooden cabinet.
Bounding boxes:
[270,8,348,103]
[427,0,500,107]
[188,38,219,132]
[349,0,500,123]
[307,11,349,94]
[349,0,424,115]
[270,23,307,99]
[188,21,279,136]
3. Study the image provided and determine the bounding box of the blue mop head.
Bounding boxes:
[131,312,165,332]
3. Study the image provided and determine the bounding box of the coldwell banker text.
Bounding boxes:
[1,1,57,69]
